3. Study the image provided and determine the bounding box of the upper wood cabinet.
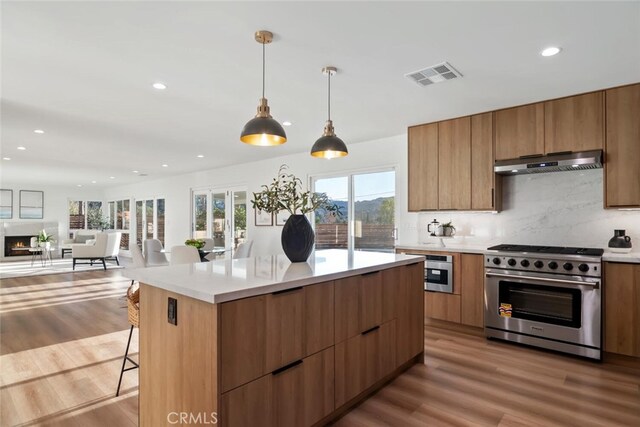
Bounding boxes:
[408,123,438,211]
[544,92,604,154]
[495,103,545,161]
[471,112,500,210]
[408,115,499,212]
[604,262,640,357]
[605,84,640,208]
[438,117,471,210]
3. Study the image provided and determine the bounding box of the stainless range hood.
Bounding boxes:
[494,150,603,175]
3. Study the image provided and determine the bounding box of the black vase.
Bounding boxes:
[281,214,315,262]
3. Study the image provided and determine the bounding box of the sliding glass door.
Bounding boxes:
[312,169,395,252]
[135,197,166,248]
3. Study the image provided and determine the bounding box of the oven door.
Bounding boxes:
[425,261,453,293]
[484,269,601,348]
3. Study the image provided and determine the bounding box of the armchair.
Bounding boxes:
[72,233,109,270]
[61,230,98,258]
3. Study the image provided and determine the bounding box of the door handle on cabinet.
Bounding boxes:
[271,359,303,375]
[272,286,303,296]
[361,325,380,336]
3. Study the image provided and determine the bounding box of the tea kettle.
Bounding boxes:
[427,219,440,237]
[608,230,632,253]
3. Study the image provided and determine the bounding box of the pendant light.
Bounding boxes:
[240,30,287,146]
[310,66,348,159]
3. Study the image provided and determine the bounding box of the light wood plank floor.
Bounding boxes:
[1,271,639,426]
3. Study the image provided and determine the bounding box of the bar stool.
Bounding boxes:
[116,283,139,396]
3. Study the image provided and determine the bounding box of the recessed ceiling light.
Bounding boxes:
[282,121,292,126]
[77,184,82,187]
[2,157,10,161]
[132,170,139,173]
[91,180,97,184]
[34,129,45,134]
[17,146,26,150]
[152,82,167,90]
[161,164,168,168]
[541,46,561,57]
[109,176,115,179]
[197,154,204,158]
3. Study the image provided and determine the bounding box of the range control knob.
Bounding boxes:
[578,263,590,272]
[534,260,544,268]
[492,257,501,265]
[563,262,574,271]
[508,258,517,266]
[520,259,530,268]
[548,261,558,270]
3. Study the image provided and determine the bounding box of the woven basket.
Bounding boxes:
[127,283,140,328]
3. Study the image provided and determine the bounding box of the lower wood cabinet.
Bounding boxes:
[460,254,485,327]
[221,347,335,427]
[425,292,461,323]
[604,262,640,357]
[335,320,396,407]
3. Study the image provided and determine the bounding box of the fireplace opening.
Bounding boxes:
[4,235,35,257]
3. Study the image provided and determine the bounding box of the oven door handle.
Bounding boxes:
[485,272,599,288]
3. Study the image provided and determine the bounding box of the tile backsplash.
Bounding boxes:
[417,169,640,248]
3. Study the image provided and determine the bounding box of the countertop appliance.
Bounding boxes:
[484,244,604,360]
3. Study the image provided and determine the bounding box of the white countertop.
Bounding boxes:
[395,242,490,255]
[602,251,640,264]
[125,249,424,303]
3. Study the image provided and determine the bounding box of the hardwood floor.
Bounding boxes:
[1,271,639,426]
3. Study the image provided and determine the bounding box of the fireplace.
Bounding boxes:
[4,235,34,257]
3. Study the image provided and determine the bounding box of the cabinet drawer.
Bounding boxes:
[266,287,304,372]
[304,282,335,356]
[360,271,382,332]
[425,292,461,323]
[335,272,383,343]
[335,320,396,408]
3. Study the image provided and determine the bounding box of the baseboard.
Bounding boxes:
[424,317,485,337]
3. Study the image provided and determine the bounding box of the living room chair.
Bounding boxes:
[143,239,169,266]
[170,245,201,265]
[61,230,97,258]
[105,232,122,266]
[201,238,215,250]
[233,240,253,259]
[72,233,110,270]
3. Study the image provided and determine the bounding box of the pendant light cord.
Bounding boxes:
[327,71,331,120]
[262,42,266,99]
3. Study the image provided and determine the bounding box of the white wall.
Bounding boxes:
[0,183,104,243]
[414,169,640,248]
[102,134,411,256]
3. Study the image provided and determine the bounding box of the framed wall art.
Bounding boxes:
[0,189,12,219]
[254,208,273,226]
[19,190,44,219]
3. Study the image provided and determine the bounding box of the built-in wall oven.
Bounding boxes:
[484,245,603,360]
[407,254,453,293]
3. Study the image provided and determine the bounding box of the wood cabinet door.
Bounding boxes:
[335,275,360,343]
[438,117,471,209]
[303,347,335,426]
[221,375,273,427]
[271,361,305,427]
[605,84,640,208]
[495,103,545,160]
[460,254,485,328]
[334,332,362,407]
[220,296,266,393]
[381,266,401,323]
[361,320,396,390]
[604,262,640,357]
[408,123,438,211]
[471,112,498,210]
[544,92,604,154]
[265,288,305,372]
[304,282,335,356]
[424,292,461,323]
[395,262,425,365]
[359,271,382,333]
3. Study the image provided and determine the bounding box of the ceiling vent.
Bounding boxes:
[405,62,462,87]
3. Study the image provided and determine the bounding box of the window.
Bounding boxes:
[312,169,395,252]
[135,198,166,247]
[69,200,104,230]
[108,198,131,250]
[192,188,246,250]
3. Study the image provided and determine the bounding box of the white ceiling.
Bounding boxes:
[2,1,639,187]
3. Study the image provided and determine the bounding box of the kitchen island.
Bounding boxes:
[127,249,425,426]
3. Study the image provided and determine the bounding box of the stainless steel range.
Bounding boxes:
[484,244,604,360]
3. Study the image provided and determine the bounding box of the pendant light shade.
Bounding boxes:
[311,66,348,158]
[241,30,287,146]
